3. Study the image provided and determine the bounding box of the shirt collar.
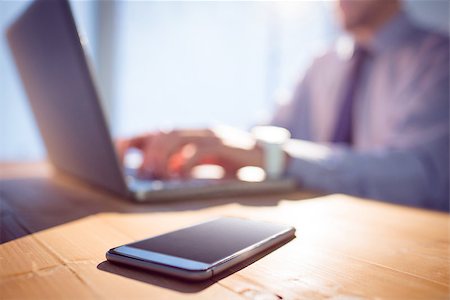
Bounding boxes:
[336,11,415,60]
[368,11,414,54]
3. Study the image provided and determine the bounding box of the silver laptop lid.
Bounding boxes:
[7,0,129,197]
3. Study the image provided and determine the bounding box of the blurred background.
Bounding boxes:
[1,0,449,161]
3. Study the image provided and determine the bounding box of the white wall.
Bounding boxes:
[112,1,335,137]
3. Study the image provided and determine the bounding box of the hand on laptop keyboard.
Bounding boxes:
[116,128,264,180]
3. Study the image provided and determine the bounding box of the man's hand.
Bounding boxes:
[116,128,263,179]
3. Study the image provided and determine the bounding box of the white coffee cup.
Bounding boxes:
[251,126,291,179]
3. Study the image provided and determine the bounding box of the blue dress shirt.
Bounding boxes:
[271,12,449,211]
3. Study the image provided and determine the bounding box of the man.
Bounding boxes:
[118,0,449,211]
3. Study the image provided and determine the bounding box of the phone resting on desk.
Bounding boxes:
[106,217,295,281]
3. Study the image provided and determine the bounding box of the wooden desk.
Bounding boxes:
[1,162,449,299]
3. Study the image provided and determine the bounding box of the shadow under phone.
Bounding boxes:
[97,235,295,293]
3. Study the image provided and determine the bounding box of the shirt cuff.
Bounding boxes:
[283,139,343,186]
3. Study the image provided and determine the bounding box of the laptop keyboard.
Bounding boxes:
[127,176,221,192]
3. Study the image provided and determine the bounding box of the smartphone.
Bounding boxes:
[106,217,295,281]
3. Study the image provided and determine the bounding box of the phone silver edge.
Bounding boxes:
[106,251,213,281]
[106,225,295,281]
[211,226,295,276]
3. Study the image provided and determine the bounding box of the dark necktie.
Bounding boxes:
[331,46,369,145]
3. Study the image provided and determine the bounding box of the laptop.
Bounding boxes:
[6,0,296,202]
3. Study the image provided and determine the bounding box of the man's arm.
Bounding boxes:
[283,137,449,211]
[270,65,314,141]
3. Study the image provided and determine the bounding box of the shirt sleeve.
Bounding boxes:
[284,138,448,211]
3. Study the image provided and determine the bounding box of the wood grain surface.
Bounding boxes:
[0,162,449,299]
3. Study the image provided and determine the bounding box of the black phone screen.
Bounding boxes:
[126,218,293,264]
